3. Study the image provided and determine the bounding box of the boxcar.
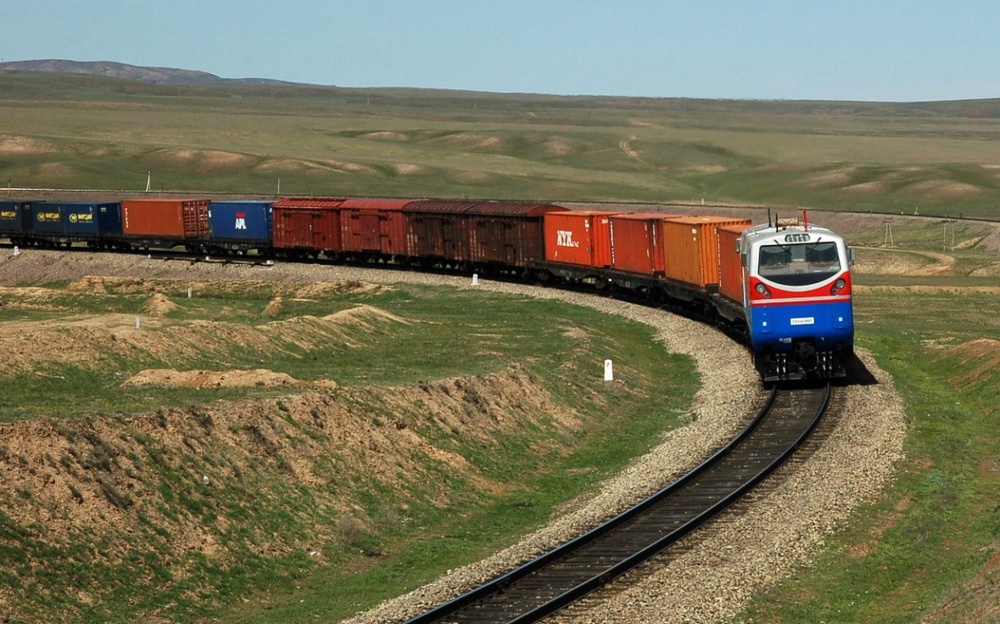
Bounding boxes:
[207,200,273,255]
[543,210,619,269]
[121,198,211,250]
[271,197,345,257]
[338,198,413,261]
[405,200,561,270]
[661,216,751,290]
[608,213,681,276]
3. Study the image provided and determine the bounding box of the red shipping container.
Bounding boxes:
[662,216,752,289]
[544,210,619,268]
[338,198,413,257]
[608,213,681,276]
[717,223,753,303]
[121,199,210,238]
[271,197,345,254]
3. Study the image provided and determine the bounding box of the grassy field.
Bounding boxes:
[0,276,699,623]
[2,71,1000,218]
[0,71,998,622]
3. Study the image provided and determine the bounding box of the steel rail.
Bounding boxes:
[403,383,832,624]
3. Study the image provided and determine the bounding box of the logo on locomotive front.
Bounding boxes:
[234,212,247,230]
[556,230,579,248]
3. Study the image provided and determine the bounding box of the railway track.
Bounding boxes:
[404,383,833,624]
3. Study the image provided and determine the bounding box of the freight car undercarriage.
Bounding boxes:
[755,341,851,383]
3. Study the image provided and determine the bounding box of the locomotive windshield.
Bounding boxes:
[758,241,841,286]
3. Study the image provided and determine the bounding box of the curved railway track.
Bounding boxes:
[404,383,833,624]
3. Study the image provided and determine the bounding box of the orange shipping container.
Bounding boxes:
[717,223,753,303]
[121,199,210,238]
[608,213,682,276]
[544,210,618,268]
[662,216,751,289]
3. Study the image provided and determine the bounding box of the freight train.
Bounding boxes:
[0,196,855,382]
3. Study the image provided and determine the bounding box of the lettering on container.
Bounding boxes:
[0,211,16,220]
[790,317,815,326]
[69,213,93,223]
[235,211,247,230]
[36,212,61,223]
[556,230,579,248]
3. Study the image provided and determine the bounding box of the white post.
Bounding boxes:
[604,359,614,381]
[471,273,479,286]
[11,246,19,257]
[135,317,141,330]
[187,287,192,299]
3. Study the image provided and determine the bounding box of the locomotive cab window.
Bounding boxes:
[758,241,841,285]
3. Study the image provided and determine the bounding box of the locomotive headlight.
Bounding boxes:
[831,278,846,295]
[755,282,771,298]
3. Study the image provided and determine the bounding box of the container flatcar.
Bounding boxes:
[121,198,211,251]
[0,200,36,246]
[543,210,619,269]
[13,201,123,249]
[661,216,751,290]
[608,213,681,276]
[207,200,273,255]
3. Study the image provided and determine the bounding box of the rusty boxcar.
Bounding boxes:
[271,197,346,257]
[338,198,414,260]
[405,200,561,270]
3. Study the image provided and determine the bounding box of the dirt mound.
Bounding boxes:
[941,338,1000,388]
[144,292,177,315]
[123,368,304,389]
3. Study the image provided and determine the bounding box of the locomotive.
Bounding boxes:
[0,196,855,383]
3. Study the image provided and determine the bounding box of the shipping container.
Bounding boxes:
[29,201,122,239]
[121,198,210,239]
[271,197,345,255]
[543,210,619,268]
[338,198,413,258]
[0,200,35,240]
[404,200,561,268]
[717,223,753,304]
[207,200,273,252]
[662,216,752,289]
[608,213,681,276]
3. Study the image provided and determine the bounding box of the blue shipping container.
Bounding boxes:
[0,200,34,236]
[31,202,123,237]
[207,201,273,246]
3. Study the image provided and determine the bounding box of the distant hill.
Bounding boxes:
[0,59,302,86]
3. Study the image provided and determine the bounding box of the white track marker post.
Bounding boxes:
[471,273,479,286]
[604,359,614,382]
[135,317,141,330]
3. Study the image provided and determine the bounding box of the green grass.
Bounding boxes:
[0,277,699,623]
[740,280,1000,623]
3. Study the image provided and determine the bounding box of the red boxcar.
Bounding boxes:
[338,198,414,259]
[405,200,562,268]
[121,198,210,239]
[271,197,346,256]
[717,223,753,303]
[608,213,681,276]
[543,210,619,269]
[662,216,752,289]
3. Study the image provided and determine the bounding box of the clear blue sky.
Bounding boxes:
[3,1,998,102]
